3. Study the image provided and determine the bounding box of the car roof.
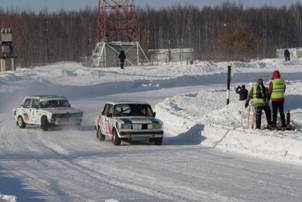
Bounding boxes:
[24,95,67,100]
[105,101,151,105]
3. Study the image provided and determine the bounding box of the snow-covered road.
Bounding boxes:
[1,88,302,202]
[1,60,302,201]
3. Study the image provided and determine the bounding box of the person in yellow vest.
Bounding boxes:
[245,79,272,129]
[269,70,286,128]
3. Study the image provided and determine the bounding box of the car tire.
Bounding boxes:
[41,116,49,131]
[98,130,106,141]
[17,116,26,128]
[112,129,121,146]
[154,138,163,145]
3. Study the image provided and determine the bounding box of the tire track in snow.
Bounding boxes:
[37,137,249,202]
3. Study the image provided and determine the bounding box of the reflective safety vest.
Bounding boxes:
[271,79,285,99]
[252,85,267,105]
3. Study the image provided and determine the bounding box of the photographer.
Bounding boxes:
[235,85,248,101]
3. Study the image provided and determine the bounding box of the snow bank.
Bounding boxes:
[1,58,302,91]
[156,83,302,166]
[0,194,16,202]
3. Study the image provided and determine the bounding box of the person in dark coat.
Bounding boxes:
[284,49,290,61]
[235,85,248,101]
[118,50,126,69]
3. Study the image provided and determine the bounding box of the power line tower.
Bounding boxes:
[86,0,149,67]
[96,0,137,42]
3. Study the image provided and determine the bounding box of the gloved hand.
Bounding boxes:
[245,102,249,108]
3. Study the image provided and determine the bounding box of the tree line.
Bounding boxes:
[0,2,302,67]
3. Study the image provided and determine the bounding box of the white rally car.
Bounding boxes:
[13,95,83,131]
[95,102,164,145]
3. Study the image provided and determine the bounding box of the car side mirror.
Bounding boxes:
[108,113,113,117]
[33,105,39,109]
[153,112,156,117]
[20,104,24,107]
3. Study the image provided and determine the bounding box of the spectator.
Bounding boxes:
[118,50,126,69]
[284,49,290,61]
[269,70,286,128]
[235,85,248,101]
[245,79,272,129]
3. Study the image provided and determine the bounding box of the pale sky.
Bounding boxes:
[0,0,300,12]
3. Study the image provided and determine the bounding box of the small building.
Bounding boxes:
[0,27,16,71]
[276,48,302,59]
[148,48,194,64]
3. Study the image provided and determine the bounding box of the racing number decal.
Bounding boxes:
[105,117,113,135]
[107,121,113,135]
[23,113,29,122]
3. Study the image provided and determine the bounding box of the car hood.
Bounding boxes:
[117,117,161,124]
[41,107,82,114]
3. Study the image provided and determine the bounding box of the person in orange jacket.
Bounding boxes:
[269,70,286,128]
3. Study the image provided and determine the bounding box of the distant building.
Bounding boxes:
[1,27,16,72]
[276,48,302,59]
[148,48,194,64]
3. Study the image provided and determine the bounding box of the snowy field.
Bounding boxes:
[1,59,302,201]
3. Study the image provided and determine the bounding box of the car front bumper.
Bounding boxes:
[50,116,82,125]
[119,130,164,139]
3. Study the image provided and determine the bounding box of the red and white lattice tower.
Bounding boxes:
[96,0,137,42]
[85,0,149,67]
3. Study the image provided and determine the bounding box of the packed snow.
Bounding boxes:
[0,194,16,202]
[1,58,302,201]
[156,84,302,165]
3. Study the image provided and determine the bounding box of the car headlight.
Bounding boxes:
[48,113,54,121]
[153,123,162,129]
[121,123,132,129]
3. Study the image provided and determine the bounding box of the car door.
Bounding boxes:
[22,98,32,124]
[101,104,114,136]
[29,99,40,124]
[106,105,114,135]
[100,104,109,134]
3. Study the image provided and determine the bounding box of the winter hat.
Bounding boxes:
[272,70,280,79]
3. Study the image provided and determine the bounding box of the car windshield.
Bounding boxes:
[40,99,71,108]
[114,104,153,117]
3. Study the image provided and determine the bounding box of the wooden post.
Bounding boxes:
[226,65,232,105]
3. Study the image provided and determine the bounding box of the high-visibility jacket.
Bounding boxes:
[251,85,267,106]
[271,79,285,99]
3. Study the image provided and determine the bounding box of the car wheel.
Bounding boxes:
[112,129,121,146]
[41,116,49,131]
[154,138,163,145]
[98,129,106,141]
[17,116,26,128]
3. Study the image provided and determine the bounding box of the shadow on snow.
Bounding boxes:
[164,124,205,145]
[0,167,45,202]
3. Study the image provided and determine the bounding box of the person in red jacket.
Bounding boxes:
[269,70,286,128]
